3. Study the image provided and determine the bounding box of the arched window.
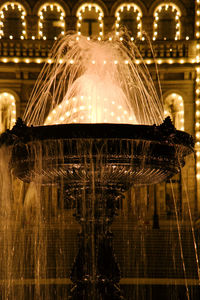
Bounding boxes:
[164,93,184,130]
[38,3,65,40]
[0,2,27,39]
[115,3,142,39]
[0,92,16,133]
[76,3,104,39]
[153,3,181,40]
[164,93,184,217]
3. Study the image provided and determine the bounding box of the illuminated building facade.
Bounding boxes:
[0,0,198,223]
[0,1,200,299]
[0,1,198,221]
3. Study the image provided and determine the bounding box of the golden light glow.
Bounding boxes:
[164,93,184,132]
[0,92,16,133]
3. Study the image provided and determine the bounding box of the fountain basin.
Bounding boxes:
[1,118,193,189]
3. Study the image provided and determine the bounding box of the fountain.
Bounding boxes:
[0,32,194,299]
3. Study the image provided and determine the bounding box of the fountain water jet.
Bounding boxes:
[24,32,163,126]
[0,32,194,300]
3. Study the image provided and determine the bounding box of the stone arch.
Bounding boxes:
[110,0,147,17]
[33,0,70,17]
[149,0,187,17]
[0,0,31,15]
[72,0,108,17]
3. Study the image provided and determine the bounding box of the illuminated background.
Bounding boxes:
[0,1,199,299]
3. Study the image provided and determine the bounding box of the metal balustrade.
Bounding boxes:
[0,39,197,60]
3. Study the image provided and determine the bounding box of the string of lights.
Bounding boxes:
[195,0,200,184]
[0,2,191,41]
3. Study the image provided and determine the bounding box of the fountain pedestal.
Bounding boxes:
[69,190,125,300]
